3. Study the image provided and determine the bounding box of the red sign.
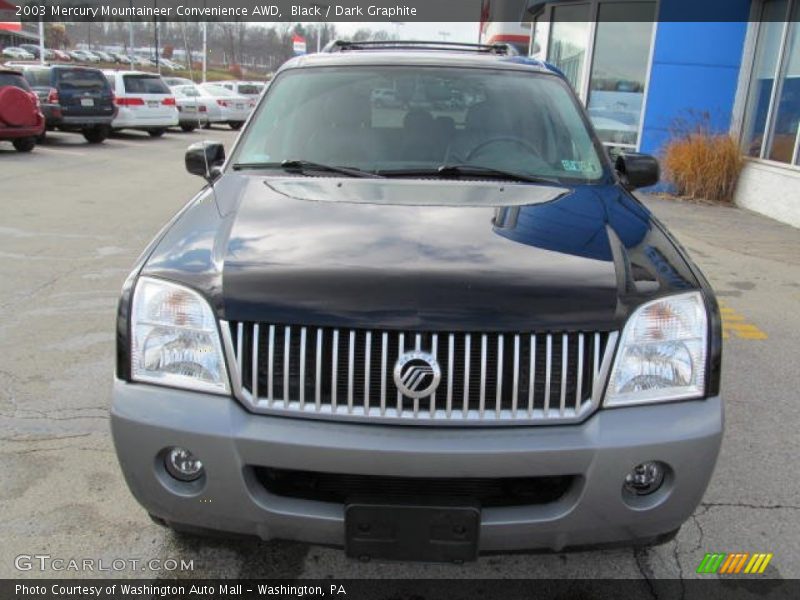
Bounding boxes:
[0,0,20,31]
[292,34,307,55]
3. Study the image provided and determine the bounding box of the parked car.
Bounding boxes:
[163,76,194,87]
[110,52,129,63]
[111,42,723,560]
[19,44,53,60]
[50,49,72,62]
[93,50,115,63]
[198,82,251,129]
[19,64,115,143]
[2,47,35,61]
[0,67,44,152]
[169,84,209,132]
[158,58,184,71]
[69,50,101,63]
[16,65,61,141]
[104,70,178,136]
[206,80,264,100]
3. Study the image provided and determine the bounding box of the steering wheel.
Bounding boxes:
[466,135,542,162]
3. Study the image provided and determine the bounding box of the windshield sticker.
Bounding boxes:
[561,160,595,172]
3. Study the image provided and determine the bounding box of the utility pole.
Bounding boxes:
[38,17,45,65]
[129,0,134,69]
[201,0,208,82]
[154,0,160,74]
[202,22,207,82]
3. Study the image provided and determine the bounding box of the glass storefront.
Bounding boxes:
[742,0,800,166]
[547,4,591,91]
[532,0,656,149]
[586,2,657,146]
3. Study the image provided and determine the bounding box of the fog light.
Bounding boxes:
[165,447,204,482]
[624,461,665,495]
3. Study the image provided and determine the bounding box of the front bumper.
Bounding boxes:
[111,380,723,553]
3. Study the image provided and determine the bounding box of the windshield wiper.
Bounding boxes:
[377,164,560,185]
[232,159,381,179]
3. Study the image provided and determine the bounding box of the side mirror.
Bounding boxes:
[185,141,225,182]
[615,152,659,190]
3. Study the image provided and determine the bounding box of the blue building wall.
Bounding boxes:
[639,0,751,162]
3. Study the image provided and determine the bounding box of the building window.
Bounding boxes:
[537,0,656,150]
[547,4,592,92]
[587,2,656,147]
[742,0,800,166]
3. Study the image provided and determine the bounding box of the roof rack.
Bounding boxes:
[322,40,519,56]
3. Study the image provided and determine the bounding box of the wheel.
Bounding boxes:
[202,122,212,130]
[83,126,109,144]
[148,128,166,138]
[228,121,244,130]
[180,124,196,133]
[12,137,36,152]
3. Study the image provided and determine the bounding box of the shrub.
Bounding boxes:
[228,64,243,79]
[662,122,744,204]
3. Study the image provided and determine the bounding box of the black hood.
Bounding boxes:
[142,174,700,332]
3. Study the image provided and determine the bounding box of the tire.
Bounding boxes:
[202,122,212,130]
[36,129,46,143]
[180,124,196,133]
[228,121,244,130]
[0,87,36,126]
[12,137,36,152]
[83,126,109,144]
[148,128,166,138]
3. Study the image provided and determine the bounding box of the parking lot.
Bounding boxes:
[1,128,799,582]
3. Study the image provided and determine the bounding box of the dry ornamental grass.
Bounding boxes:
[662,130,744,204]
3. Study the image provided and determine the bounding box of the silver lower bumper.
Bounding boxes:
[110,380,723,552]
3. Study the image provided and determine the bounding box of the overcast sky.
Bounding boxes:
[334,22,482,44]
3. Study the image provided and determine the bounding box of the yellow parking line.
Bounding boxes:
[719,302,767,340]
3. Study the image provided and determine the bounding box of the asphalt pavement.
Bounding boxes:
[1,129,798,583]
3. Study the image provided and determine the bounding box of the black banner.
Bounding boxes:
[3,579,799,600]
[8,0,800,23]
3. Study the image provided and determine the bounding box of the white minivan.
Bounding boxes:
[104,70,179,136]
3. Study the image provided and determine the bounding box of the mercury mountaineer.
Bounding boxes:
[111,40,723,562]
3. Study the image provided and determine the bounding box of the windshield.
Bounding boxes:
[234,66,605,183]
[124,75,170,94]
[238,84,262,95]
[0,73,30,90]
[203,85,237,98]
[174,85,201,97]
[55,68,108,91]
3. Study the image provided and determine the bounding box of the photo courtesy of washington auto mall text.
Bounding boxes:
[2,0,800,598]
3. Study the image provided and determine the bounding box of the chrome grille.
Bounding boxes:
[224,322,618,425]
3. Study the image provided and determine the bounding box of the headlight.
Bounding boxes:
[605,292,707,407]
[131,277,229,394]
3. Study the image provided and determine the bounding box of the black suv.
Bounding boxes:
[20,65,116,143]
[111,42,722,561]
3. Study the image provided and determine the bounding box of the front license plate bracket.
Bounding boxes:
[345,497,480,563]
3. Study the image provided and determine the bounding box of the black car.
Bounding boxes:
[20,65,116,143]
[111,42,722,559]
